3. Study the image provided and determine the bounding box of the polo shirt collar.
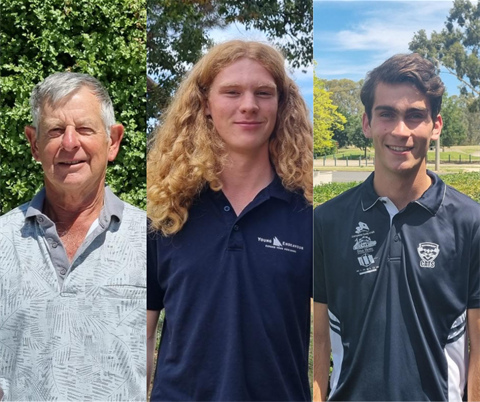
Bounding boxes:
[265,174,294,203]
[25,186,124,225]
[361,170,446,215]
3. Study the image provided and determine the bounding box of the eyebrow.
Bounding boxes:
[374,105,429,114]
[217,82,277,90]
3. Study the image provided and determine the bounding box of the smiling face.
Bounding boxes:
[25,86,123,196]
[205,58,279,155]
[363,82,442,177]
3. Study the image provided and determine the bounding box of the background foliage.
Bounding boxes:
[147,0,313,127]
[410,0,479,110]
[0,0,146,214]
[314,172,480,207]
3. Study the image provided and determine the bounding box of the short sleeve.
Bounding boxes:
[313,205,328,304]
[147,228,165,311]
[468,222,480,309]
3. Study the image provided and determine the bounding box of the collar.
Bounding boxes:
[265,174,294,203]
[360,170,446,215]
[25,186,124,225]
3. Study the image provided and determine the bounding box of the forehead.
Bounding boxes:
[373,82,430,110]
[40,86,102,122]
[211,58,276,87]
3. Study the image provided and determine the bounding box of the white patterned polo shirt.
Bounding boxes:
[0,187,146,401]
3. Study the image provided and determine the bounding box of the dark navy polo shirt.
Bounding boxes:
[148,176,312,401]
[314,171,480,401]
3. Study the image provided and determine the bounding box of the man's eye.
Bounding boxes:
[77,127,94,134]
[48,128,63,136]
[257,91,274,97]
[225,90,240,95]
[380,112,393,118]
[409,113,425,120]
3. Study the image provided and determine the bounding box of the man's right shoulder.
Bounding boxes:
[0,202,30,232]
[314,182,364,223]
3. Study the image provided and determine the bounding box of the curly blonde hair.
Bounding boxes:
[148,40,312,236]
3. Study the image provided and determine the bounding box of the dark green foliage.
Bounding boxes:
[409,0,480,110]
[313,181,361,206]
[313,172,480,206]
[1,0,146,214]
[147,0,313,123]
[441,172,480,202]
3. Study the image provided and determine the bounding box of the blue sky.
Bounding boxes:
[314,0,464,96]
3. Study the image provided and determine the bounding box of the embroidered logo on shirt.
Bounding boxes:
[352,222,379,274]
[417,242,440,268]
[257,236,304,253]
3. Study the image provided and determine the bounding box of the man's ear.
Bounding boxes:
[362,112,372,138]
[107,124,124,162]
[431,114,443,141]
[25,126,40,161]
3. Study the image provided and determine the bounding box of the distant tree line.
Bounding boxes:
[314,0,480,157]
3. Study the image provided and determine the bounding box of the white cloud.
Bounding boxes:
[317,1,453,54]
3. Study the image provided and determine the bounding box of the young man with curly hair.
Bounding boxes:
[147,41,313,401]
[314,54,480,401]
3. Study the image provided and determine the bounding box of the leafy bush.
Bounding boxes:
[0,0,146,214]
[313,172,480,206]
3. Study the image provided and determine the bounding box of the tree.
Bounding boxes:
[346,113,371,158]
[147,0,313,124]
[313,74,346,156]
[440,94,468,148]
[323,78,364,116]
[0,0,146,214]
[323,78,365,149]
[409,0,480,109]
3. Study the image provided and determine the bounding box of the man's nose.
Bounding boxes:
[61,126,81,151]
[392,119,410,137]
[240,93,259,113]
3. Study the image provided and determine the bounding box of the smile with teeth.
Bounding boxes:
[387,145,413,152]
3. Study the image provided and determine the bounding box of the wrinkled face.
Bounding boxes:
[205,58,278,155]
[363,82,442,176]
[25,86,121,194]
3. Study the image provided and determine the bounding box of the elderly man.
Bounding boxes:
[0,73,146,401]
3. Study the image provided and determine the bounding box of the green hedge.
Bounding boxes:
[0,0,146,214]
[314,172,480,206]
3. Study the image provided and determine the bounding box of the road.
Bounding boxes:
[314,171,371,185]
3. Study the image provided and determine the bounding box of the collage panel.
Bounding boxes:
[0,0,147,400]
[313,1,480,401]
[146,1,314,401]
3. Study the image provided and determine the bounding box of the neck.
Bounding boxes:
[219,148,274,215]
[373,165,432,211]
[43,184,105,229]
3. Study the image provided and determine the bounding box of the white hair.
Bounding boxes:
[30,72,116,137]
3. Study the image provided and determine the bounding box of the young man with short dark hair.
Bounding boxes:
[314,53,480,401]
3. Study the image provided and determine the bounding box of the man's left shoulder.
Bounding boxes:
[120,202,147,228]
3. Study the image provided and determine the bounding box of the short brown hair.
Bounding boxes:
[361,53,445,122]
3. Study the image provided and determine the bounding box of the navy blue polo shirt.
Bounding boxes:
[314,171,480,401]
[148,176,312,401]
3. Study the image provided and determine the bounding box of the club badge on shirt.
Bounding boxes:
[417,242,440,268]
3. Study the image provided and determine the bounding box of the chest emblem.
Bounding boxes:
[417,242,440,268]
[352,222,378,272]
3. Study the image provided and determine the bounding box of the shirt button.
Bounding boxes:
[223,206,231,212]
[37,216,44,223]
[394,235,399,242]
[233,225,239,231]
[51,242,58,248]
[60,269,67,275]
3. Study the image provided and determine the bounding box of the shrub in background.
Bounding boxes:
[0,0,146,214]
